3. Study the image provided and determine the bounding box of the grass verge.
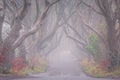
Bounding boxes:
[81,58,120,78]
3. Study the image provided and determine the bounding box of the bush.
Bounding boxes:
[0,55,10,74]
[81,58,120,78]
[11,57,26,73]
[20,55,48,75]
[86,34,100,61]
[81,58,108,77]
[100,59,110,70]
[28,56,47,70]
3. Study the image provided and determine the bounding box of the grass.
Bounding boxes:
[80,58,120,78]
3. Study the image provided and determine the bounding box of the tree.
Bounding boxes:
[80,0,120,70]
[64,0,120,70]
[0,0,59,72]
[95,0,120,70]
[51,0,117,71]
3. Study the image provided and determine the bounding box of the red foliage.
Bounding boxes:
[11,57,26,73]
[0,48,8,64]
[100,59,110,69]
[0,55,5,64]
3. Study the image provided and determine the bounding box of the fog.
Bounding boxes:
[0,0,119,80]
[47,31,82,75]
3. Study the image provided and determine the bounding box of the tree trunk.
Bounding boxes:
[0,46,15,72]
[18,43,27,63]
[106,19,120,70]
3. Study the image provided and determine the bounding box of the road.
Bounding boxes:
[2,74,118,80]
[0,70,119,80]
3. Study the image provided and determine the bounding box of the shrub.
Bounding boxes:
[81,58,120,78]
[20,55,48,75]
[86,34,100,61]
[11,57,26,73]
[81,58,108,77]
[28,55,47,70]
[99,59,110,70]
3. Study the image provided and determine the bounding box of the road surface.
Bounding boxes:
[1,74,119,80]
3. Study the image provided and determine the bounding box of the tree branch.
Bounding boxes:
[62,11,88,45]
[64,26,86,47]
[12,0,60,50]
[0,0,5,43]
[44,31,63,56]
[34,0,40,24]
[81,0,103,16]
[78,12,108,47]
[17,0,30,20]
[3,0,30,48]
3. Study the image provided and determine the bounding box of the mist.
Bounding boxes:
[0,0,120,80]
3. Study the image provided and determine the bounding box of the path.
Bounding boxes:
[2,74,118,80]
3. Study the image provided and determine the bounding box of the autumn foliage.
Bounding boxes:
[100,59,110,70]
[28,55,47,69]
[80,58,120,78]
[0,48,8,64]
[11,57,26,73]
[0,55,5,64]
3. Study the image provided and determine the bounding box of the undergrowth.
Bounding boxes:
[81,58,120,78]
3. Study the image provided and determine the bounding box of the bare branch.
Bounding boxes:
[12,0,60,50]
[41,0,60,20]
[16,0,30,20]
[44,31,63,56]
[62,11,88,45]
[81,0,103,16]
[67,35,86,47]
[3,0,30,48]
[34,0,40,24]
[76,0,82,8]
[4,0,14,12]
[78,12,108,47]
[64,26,86,47]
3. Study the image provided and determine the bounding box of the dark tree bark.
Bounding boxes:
[95,0,120,70]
